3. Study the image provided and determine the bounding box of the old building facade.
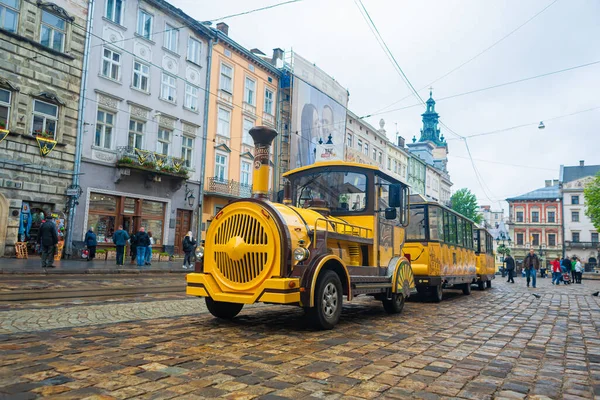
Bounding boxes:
[73,0,213,254]
[0,0,88,256]
[507,181,563,266]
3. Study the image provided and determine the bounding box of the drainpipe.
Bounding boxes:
[196,37,213,241]
[65,0,94,258]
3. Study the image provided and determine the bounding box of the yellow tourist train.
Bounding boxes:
[474,228,496,290]
[403,194,478,302]
[187,126,416,329]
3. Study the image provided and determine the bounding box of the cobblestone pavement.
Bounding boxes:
[1,277,599,399]
[0,275,186,292]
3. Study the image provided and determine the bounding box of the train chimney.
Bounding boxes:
[249,126,278,199]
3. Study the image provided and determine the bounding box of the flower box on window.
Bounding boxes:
[34,130,54,139]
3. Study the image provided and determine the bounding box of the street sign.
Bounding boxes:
[66,189,79,196]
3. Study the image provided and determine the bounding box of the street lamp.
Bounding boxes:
[184,184,195,207]
[496,231,512,276]
[538,244,546,277]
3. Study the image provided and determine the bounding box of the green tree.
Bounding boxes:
[450,188,482,224]
[497,244,511,256]
[584,172,600,230]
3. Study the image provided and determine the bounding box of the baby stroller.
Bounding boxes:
[562,271,571,285]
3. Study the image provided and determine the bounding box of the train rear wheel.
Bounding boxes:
[307,270,343,330]
[486,280,492,289]
[478,281,485,291]
[205,297,244,319]
[462,282,472,295]
[432,284,443,303]
[382,293,405,314]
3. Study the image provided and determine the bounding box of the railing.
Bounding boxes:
[508,218,560,224]
[116,146,190,178]
[207,177,253,198]
[565,241,600,249]
[312,217,373,249]
[511,244,563,249]
[263,112,275,126]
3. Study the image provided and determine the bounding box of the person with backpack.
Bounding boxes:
[84,227,97,262]
[182,231,197,270]
[523,248,540,288]
[505,254,515,283]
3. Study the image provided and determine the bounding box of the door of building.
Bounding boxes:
[174,209,192,255]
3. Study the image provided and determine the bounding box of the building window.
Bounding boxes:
[219,63,233,93]
[592,232,599,243]
[357,139,362,152]
[387,157,391,170]
[215,153,227,182]
[187,37,201,64]
[240,161,251,186]
[372,147,376,160]
[40,11,66,52]
[164,23,178,52]
[131,60,149,92]
[160,73,176,102]
[516,233,524,245]
[244,77,256,105]
[128,119,144,148]
[572,195,579,205]
[572,232,580,243]
[572,211,579,222]
[264,88,274,115]
[548,233,556,247]
[105,0,123,24]
[346,133,352,148]
[394,160,398,174]
[184,84,199,111]
[0,0,19,32]
[156,128,171,155]
[32,100,58,139]
[217,107,231,138]
[531,211,539,223]
[242,118,253,146]
[0,88,11,130]
[181,135,193,168]
[547,210,556,223]
[531,233,540,246]
[516,211,524,223]
[101,48,121,81]
[363,142,369,156]
[95,110,114,149]
[137,9,152,40]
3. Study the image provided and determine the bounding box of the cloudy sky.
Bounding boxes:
[172,0,600,212]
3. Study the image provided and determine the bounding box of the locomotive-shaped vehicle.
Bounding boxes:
[186,126,415,329]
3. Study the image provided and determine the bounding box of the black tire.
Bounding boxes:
[486,280,492,289]
[462,282,472,295]
[478,281,485,291]
[307,270,343,330]
[432,284,443,303]
[382,293,405,314]
[205,297,243,320]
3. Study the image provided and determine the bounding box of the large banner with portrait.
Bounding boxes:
[290,78,347,169]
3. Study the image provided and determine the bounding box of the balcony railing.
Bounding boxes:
[207,177,253,198]
[565,241,600,249]
[116,146,190,179]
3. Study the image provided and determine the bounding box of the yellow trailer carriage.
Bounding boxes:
[474,228,495,290]
[403,195,477,302]
[187,127,416,329]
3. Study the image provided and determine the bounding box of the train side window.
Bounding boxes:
[448,214,457,244]
[429,206,442,241]
[406,205,427,240]
[467,224,473,249]
[473,229,480,253]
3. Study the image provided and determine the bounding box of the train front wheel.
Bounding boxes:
[205,297,244,319]
[382,293,405,314]
[307,270,343,330]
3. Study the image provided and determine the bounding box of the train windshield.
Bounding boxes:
[294,171,367,213]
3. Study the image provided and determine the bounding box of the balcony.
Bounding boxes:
[207,177,253,198]
[243,102,257,117]
[115,146,190,182]
[565,241,600,249]
[263,112,275,127]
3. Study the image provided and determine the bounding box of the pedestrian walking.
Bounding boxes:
[182,231,197,270]
[575,258,583,284]
[130,230,138,264]
[571,257,577,283]
[145,231,154,266]
[84,227,97,261]
[551,257,562,285]
[39,214,58,268]
[523,248,540,288]
[112,225,129,266]
[135,227,150,268]
[505,254,515,283]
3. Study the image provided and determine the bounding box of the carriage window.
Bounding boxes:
[457,218,465,247]
[294,171,367,214]
[473,230,480,253]
[429,206,443,241]
[406,205,426,240]
[466,224,473,250]
[447,213,457,244]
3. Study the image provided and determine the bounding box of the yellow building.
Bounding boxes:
[201,23,280,239]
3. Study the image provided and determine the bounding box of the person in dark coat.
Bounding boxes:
[182,231,197,270]
[112,225,129,266]
[39,215,58,268]
[84,227,97,261]
[135,227,150,268]
[505,254,515,284]
[523,248,540,288]
[130,230,138,264]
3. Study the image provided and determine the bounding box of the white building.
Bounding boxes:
[385,136,409,183]
[345,113,387,170]
[425,164,442,202]
[560,161,600,268]
[480,205,505,229]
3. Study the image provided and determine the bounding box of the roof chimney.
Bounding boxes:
[272,48,284,64]
[397,136,405,148]
[216,22,229,35]
[553,179,559,186]
[250,48,266,56]
[580,160,584,167]
[545,180,552,187]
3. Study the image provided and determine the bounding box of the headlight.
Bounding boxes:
[293,247,310,261]
[195,246,204,259]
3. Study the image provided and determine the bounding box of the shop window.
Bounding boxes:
[88,193,118,243]
[141,199,164,218]
[123,197,136,214]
